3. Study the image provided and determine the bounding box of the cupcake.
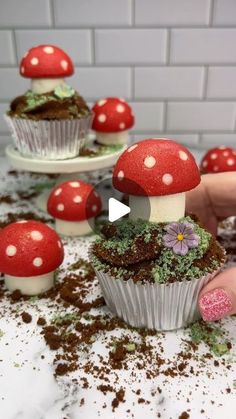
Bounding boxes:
[90,139,225,331]
[5,44,93,160]
[91,97,134,146]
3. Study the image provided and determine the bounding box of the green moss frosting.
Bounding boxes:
[91,216,224,284]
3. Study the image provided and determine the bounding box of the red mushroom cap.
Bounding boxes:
[20,45,74,78]
[113,138,200,196]
[92,97,134,133]
[0,220,64,277]
[200,146,236,174]
[47,180,102,222]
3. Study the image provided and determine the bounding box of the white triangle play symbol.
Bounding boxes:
[108,198,130,222]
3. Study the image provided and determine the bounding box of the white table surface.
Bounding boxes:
[0,155,235,419]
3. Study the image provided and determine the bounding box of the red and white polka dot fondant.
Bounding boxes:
[113,138,200,196]
[0,220,64,277]
[20,45,74,78]
[200,146,236,174]
[92,97,134,133]
[47,180,102,222]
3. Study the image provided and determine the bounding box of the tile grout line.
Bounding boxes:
[91,29,96,66]
[202,66,209,99]
[166,29,171,65]
[131,0,135,26]
[49,0,55,28]
[208,0,215,26]
[162,102,168,132]
[10,29,18,65]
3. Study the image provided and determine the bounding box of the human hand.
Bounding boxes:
[186,172,236,321]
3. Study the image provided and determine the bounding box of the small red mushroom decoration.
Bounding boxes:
[20,44,74,94]
[47,180,102,236]
[113,138,200,222]
[0,220,64,295]
[200,146,236,174]
[92,97,134,145]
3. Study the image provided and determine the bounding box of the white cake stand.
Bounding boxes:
[6,143,126,211]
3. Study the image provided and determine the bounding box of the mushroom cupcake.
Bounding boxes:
[5,44,92,160]
[90,138,225,331]
[0,220,64,295]
[47,180,102,236]
[92,97,134,146]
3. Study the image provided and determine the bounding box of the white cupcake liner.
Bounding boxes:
[92,262,223,331]
[4,114,93,160]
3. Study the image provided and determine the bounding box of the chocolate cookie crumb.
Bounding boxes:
[21,312,32,323]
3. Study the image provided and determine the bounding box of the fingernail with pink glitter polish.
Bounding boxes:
[199,288,233,321]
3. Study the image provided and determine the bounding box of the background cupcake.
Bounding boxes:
[5,44,93,160]
[90,139,226,331]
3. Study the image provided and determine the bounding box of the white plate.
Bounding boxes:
[5,144,126,174]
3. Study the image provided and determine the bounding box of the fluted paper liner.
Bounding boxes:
[92,263,223,331]
[5,114,93,160]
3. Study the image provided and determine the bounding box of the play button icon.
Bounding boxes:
[108,198,130,222]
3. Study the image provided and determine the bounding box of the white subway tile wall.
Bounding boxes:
[0,0,236,154]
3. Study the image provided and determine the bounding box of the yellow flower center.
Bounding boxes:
[177,233,184,241]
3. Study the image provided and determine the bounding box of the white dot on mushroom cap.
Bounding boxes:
[73,195,82,203]
[16,220,28,224]
[213,166,219,172]
[162,173,173,186]
[92,205,97,212]
[98,99,107,107]
[94,191,99,197]
[54,188,62,196]
[128,144,138,153]
[43,46,54,54]
[118,170,124,180]
[69,181,80,188]
[31,57,39,65]
[31,230,43,241]
[219,146,227,150]
[144,156,156,169]
[58,241,62,248]
[119,122,125,129]
[210,153,217,160]
[6,245,17,257]
[98,114,106,123]
[33,257,43,267]
[119,98,125,102]
[202,160,208,168]
[57,203,64,211]
[223,151,229,157]
[61,60,68,70]
[116,104,125,113]
[179,150,188,161]
[227,158,235,166]
[21,66,25,74]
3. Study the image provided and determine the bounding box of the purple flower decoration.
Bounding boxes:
[163,222,200,256]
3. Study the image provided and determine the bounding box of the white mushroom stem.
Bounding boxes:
[55,218,94,236]
[31,78,65,94]
[129,192,186,223]
[96,131,128,146]
[5,272,55,296]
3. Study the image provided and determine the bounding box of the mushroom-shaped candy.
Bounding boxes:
[0,220,64,295]
[47,181,102,236]
[113,139,200,223]
[200,146,236,174]
[20,44,74,94]
[92,97,134,145]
